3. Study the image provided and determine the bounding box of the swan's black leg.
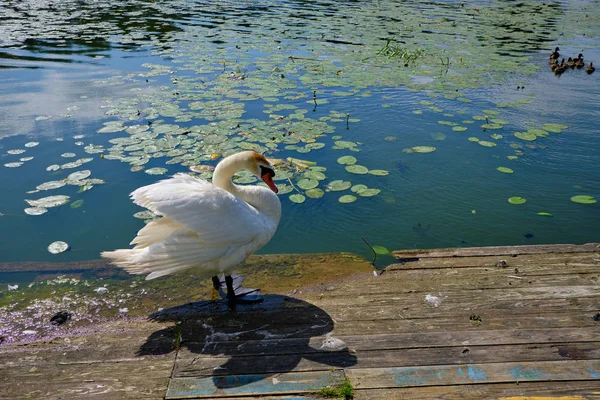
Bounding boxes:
[215,273,263,305]
[225,275,237,309]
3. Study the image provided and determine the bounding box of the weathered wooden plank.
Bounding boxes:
[386,250,600,268]
[329,312,598,335]
[387,251,600,270]
[392,243,600,258]
[306,284,600,308]
[166,370,345,399]
[174,327,600,359]
[346,360,600,389]
[316,268,600,297]
[0,359,174,399]
[355,381,600,400]
[174,342,600,378]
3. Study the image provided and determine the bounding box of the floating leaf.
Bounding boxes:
[36,181,67,191]
[327,180,352,191]
[570,195,597,204]
[497,167,514,174]
[368,170,389,176]
[337,155,357,165]
[4,162,23,168]
[351,184,368,193]
[359,188,381,197]
[468,137,480,142]
[541,123,567,133]
[514,131,536,141]
[537,212,553,217]
[7,149,26,155]
[452,126,467,132]
[289,194,306,203]
[478,141,496,147]
[411,146,436,153]
[24,142,39,148]
[46,165,60,172]
[24,207,48,216]
[431,132,446,141]
[372,245,389,255]
[296,178,318,190]
[48,241,70,254]
[527,129,549,137]
[345,165,369,174]
[304,170,326,180]
[145,167,168,175]
[67,170,92,181]
[70,200,84,209]
[508,196,526,205]
[61,153,76,158]
[339,195,357,203]
[481,124,503,130]
[305,188,324,199]
[26,195,70,208]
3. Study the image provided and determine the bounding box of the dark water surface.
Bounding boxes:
[0,0,598,265]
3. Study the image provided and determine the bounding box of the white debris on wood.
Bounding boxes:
[425,294,442,307]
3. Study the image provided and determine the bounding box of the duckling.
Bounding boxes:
[586,62,595,74]
[549,46,560,61]
[551,58,564,72]
[567,57,576,69]
[554,59,566,75]
[575,54,585,69]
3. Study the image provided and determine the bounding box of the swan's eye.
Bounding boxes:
[260,165,275,177]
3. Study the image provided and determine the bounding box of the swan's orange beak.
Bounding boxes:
[262,172,278,193]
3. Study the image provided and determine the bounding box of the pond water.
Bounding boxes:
[1,0,599,267]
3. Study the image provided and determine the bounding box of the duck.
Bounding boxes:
[553,59,566,74]
[575,53,585,69]
[586,62,595,74]
[101,151,282,306]
[567,57,575,69]
[549,47,560,61]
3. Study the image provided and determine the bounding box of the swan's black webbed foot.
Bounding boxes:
[213,273,263,307]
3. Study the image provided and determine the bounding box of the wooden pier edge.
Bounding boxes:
[0,243,599,399]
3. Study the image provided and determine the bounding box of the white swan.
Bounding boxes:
[101,151,281,302]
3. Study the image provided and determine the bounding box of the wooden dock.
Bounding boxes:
[1,243,600,399]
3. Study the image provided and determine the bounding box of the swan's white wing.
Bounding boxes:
[131,173,269,248]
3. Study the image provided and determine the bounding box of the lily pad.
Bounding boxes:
[70,200,85,209]
[508,196,526,205]
[4,162,24,168]
[537,212,553,217]
[305,188,324,199]
[145,167,168,175]
[26,195,70,208]
[36,181,67,191]
[67,170,92,181]
[497,167,514,174]
[478,141,496,147]
[46,165,60,172]
[411,146,436,153]
[372,245,390,255]
[452,126,468,132]
[337,155,357,165]
[570,195,596,204]
[351,184,368,193]
[48,241,70,254]
[289,194,306,204]
[61,153,76,158]
[542,123,568,133]
[24,142,39,148]
[368,170,389,176]
[345,165,369,174]
[359,188,381,197]
[514,131,537,141]
[24,207,48,216]
[327,180,352,191]
[296,178,319,190]
[338,195,357,203]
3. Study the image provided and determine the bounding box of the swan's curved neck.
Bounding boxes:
[212,155,241,195]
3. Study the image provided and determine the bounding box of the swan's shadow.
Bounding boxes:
[139,295,356,390]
